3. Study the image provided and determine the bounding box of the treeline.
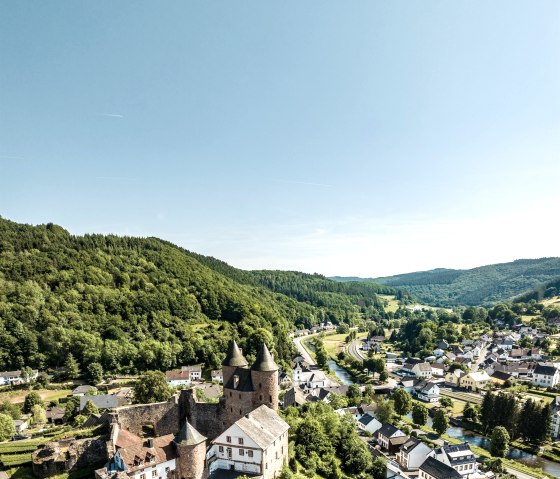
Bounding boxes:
[283,402,385,479]
[372,258,560,306]
[0,217,388,374]
[480,392,551,446]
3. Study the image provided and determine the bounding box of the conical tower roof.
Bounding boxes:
[251,343,278,372]
[222,340,248,367]
[175,419,206,446]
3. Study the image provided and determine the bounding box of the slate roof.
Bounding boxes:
[222,340,248,367]
[175,419,206,446]
[232,405,289,449]
[420,456,461,479]
[534,364,558,376]
[80,394,123,411]
[400,437,422,452]
[376,423,401,438]
[72,385,98,395]
[224,367,254,392]
[358,414,377,426]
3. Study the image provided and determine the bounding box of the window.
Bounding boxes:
[239,449,244,456]
[226,436,231,443]
[152,470,157,477]
[248,450,253,458]
[140,475,146,479]
[219,446,224,452]
[238,438,244,445]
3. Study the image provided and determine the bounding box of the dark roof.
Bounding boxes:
[376,423,401,438]
[534,364,558,376]
[420,456,461,479]
[175,419,206,446]
[490,371,512,381]
[358,414,377,426]
[222,340,248,367]
[252,344,278,372]
[224,367,254,392]
[400,437,422,452]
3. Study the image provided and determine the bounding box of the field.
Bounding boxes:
[0,388,72,405]
[323,332,367,356]
[379,294,400,313]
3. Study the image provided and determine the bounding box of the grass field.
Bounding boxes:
[379,294,400,313]
[0,388,72,405]
[323,332,367,356]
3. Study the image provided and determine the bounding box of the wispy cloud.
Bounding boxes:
[97,113,124,119]
[275,179,332,188]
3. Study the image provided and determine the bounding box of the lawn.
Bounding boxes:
[379,294,400,313]
[322,332,367,356]
[0,388,72,405]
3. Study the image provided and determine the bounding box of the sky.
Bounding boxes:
[1,1,559,278]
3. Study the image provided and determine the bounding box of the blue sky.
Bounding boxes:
[1,1,559,277]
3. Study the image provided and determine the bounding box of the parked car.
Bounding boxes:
[12,434,30,441]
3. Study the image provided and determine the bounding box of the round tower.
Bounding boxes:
[251,343,279,411]
[222,340,248,386]
[174,419,207,479]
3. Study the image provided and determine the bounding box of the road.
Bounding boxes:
[293,335,317,365]
[348,338,366,361]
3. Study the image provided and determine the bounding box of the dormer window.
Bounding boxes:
[233,375,240,389]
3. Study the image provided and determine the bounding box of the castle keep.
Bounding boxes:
[90,341,286,479]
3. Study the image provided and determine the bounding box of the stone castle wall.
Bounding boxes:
[251,370,278,412]
[115,396,180,437]
[184,390,225,440]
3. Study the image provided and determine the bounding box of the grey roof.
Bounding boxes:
[252,344,278,372]
[534,364,558,377]
[230,405,289,449]
[420,457,461,479]
[72,385,98,394]
[224,367,254,392]
[222,340,248,367]
[376,423,401,438]
[79,394,121,411]
[175,419,206,446]
[358,414,377,426]
[416,363,432,372]
[400,437,422,452]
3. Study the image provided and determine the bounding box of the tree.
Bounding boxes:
[0,413,16,441]
[35,372,50,388]
[82,399,99,416]
[134,371,173,404]
[64,353,81,379]
[440,396,454,409]
[490,426,510,458]
[463,402,478,422]
[0,401,22,420]
[363,384,375,403]
[375,400,395,424]
[21,366,34,384]
[31,404,46,425]
[63,396,80,421]
[379,369,389,383]
[86,362,104,384]
[411,403,428,426]
[392,389,412,417]
[432,409,449,436]
[23,391,44,413]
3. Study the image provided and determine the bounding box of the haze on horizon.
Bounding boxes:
[1,1,559,278]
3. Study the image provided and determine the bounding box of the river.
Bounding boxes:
[327,359,356,385]
[445,426,560,477]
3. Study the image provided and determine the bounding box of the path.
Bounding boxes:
[504,467,543,479]
[293,335,317,366]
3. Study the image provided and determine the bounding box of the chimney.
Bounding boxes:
[147,438,154,448]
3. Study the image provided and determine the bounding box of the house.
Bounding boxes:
[45,406,66,425]
[208,405,289,479]
[14,418,29,433]
[357,414,382,435]
[211,370,223,383]
[414,381,441,403]
[551,396,560,439]
[532,364,560,388]
[489,371,512,386]
[335,406,362,420]
[398,378,417,394]
[431,364,446,377]
[434,348,445,358]
[459,372,491,392]
[445,369,465,387]
[412,363,433,379]
[376,423,407,453]
[72,385,98,396]
[396,437,432,472]
[282,387,307,408]
[0,369,39,386]
[79,394,125,411]
[295,370,327,390]
[419,456,461,479]
[437,340,449,351]
[430,442,477,477]
[166,366,202,387]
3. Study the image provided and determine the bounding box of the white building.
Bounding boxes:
[459,372,490,392]
[420,456,461,479]
[532,364,560,388]
[357,414,382,435]
[412,363,433,379]
[0,369,39,386]
[396,437,432,472]
[211,370,223,383]
[429,442,477,477]
[415,381,441,403]
[208,405,289,479]
[551,396,560,439]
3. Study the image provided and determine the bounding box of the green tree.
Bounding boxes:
[23,391,44,414]
[86,362,104,384]
[392,389,412,417]
[463,402,478,422]
[0,413,16,441]
[490,426,510,458]
[379,369,389,383]
[63,396,80,421]
[64,353,81,379]
[134,371,173,404]
[375,400,395,424]
[0,401,22,420]
[346,384,362,407]
[21,366,34,384]
[411,403,428,426]
[440,396,454,408]
[31,404,46,425]
[35,372,50,388]
[82,399,99,416]
[432,409,449,436]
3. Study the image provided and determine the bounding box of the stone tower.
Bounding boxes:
[222,340,248,386]
[174,419,207,479]
[251,343,279,412]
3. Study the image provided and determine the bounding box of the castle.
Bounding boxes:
[87,341,286,479]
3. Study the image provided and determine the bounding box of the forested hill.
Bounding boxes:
[0,217,391,373]
[332,258,560,306]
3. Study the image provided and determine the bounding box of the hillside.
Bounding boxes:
[333,258,560,306]
[0,217,390,374]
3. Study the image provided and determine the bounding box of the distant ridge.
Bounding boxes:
[331,258,560,307]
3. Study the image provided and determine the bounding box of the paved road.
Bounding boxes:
[504,467,542,479]
[293,335,317,365]
[348,338,365,361]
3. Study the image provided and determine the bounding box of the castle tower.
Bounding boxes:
[222,340,248,386]
[174,419,207,479]
[251,343,279,411]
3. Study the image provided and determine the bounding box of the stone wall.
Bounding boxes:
[115,396,180,437]
[184,390,225,440]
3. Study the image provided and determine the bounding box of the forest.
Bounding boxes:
[0,217,393,375]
